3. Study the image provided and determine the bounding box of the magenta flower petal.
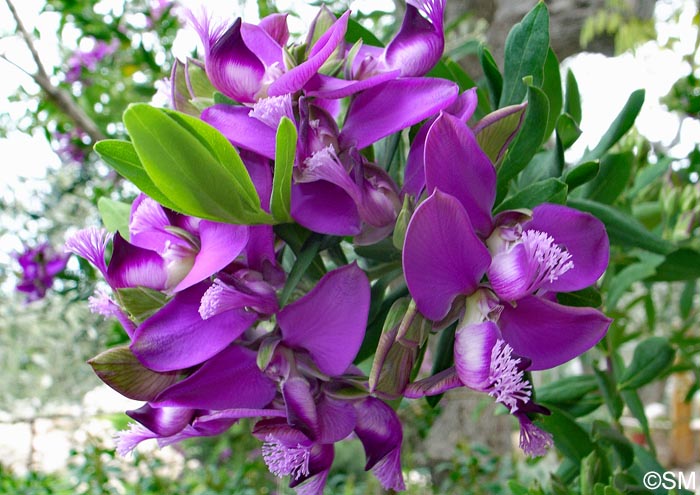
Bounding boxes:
[240,22,283,68]
[524,204,610,293]
[424,112,496,236]
[128,195,184,254]
[339,78,458,150]
[282,376,319,439]
[499,295,611,370]
[383,0,445,76]
[257,13,289,46]
[126,403,194,437]
[278,264,370,376]
[204,18,265,102]
[291,181,361,236]
[131,283,257,371]
[354,397,405,491]
[403,191,491,321]
[403,88,479,198]
[107,234,168,290]
[267,11,350,97]
[304,70,400,99]
[454,321,499,390]
[172,221,248,292]
[153,345,276,409]
[317,395,357,444]
[201,104,276,159]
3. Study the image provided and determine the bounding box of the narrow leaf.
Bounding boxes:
[271,117,296,222]
[567,198,674,255]
[499,2,550,107]
[579,152,633,204]
[565,69,582,124]
[564,161,599,191]
[495,178,567,213]
[536,405,594,462]
[479,45,503,108]
[496,84,549,200]
[541,47,563,140]
[580,89,645,163]
[619,337,674,390]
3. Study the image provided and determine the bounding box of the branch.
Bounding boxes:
[3,0,106,143]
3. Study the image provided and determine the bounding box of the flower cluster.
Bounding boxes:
[15,243,68,303]
[65,38,119,84]
[67,2,612,493]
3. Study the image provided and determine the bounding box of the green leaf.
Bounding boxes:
[94,139,180,210]
[537,375,598,405]
[495,178,567,213]
[270,117,296,222]
[580,89,645,163]
[606,253,664,311]
[564,160,600,191]
[279,233,324,306]
[625,156,671,200]
[115,287,170,324]
[650,248,700,281]
[567,198,675,255]
[427,322,456,408]
[621,389,654,454]
[593,367,624,420]
[97,197,131,241]
[499,2,550,107]
[442,59,492,117]
[541,47,563,140]
[619,337,675,390]
[565,69,582,124]
[680,280,696,319]
[557,286,603,308]
[123,104,271,224]
[478,45,503,108]
[536,405,595,462]
[556,113,582,150]
[579,152,633,204]
[496,84,549,200]
[345,17,383,46]
[592,421,634,469]
[88,346,179,401]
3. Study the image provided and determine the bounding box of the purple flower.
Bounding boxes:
[65,38,119,84]
[15,243,68,302]
[52,128,88,164]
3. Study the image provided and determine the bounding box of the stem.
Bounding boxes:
[3,0,106,143]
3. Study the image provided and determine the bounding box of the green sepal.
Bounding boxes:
[97,197,131,241]
[88,346,180,401]
[270,117,296,222]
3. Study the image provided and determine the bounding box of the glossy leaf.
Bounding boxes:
[606,254,664,310]
[271,117,296,222]
[649,248,700,281]
[499,2,550,107]
[94,139,180,210]
[536,375,598,405]
[123,104,271,224]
